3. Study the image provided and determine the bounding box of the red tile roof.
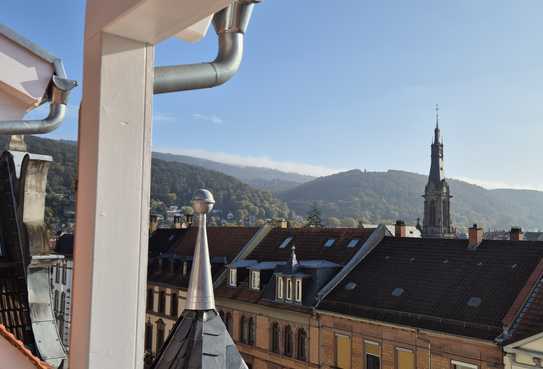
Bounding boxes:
[0,324,51,369]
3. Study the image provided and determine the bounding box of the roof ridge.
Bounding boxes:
[0,324,52,369]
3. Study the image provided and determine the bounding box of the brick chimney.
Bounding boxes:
[275,218,288,229]
[395,220,406,238]
[510,227,523,241]
[468,224,483,248]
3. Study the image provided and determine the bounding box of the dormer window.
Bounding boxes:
[279,237,293,249]
[228,268,237,287]
[295,278,302,303]
[276,276,284,300]
[324,238,336,248]
[286,278,293,301]
[250,271,260,290]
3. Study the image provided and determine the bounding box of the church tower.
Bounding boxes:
[422,105,454,238]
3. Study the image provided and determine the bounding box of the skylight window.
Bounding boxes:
[347,239,360,248]
[279,237,293,249]
[324,239,336,248]
[344,282,357,291]
[467,297,482,307]
[392,288,404,297]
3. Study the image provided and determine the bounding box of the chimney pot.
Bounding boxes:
[510,227,523,241]
[173,215,183,229]
[468,224,483,248]
[395,220,406,238]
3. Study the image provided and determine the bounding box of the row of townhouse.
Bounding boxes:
[145,223,543,369]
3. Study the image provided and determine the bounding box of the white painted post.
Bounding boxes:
[70,32,154,369]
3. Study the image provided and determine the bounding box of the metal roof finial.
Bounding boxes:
[185,189,216,310]
[289,244,299,271]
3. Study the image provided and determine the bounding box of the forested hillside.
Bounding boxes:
[3,136,543,231]
[279,169,543,230]
[0,136,290,228]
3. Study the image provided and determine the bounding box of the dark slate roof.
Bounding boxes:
[55,233,74,256]
[247,228,375,264]
[150,310,247,369]
[148,227,258,288]
[215,228,374,307]
[319,236,543,340]
[148,228,188,257]
[504,260,543,343]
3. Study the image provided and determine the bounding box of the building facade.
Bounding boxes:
[422,107,454,239]
[146,223,543,369]
[50,234,74,349]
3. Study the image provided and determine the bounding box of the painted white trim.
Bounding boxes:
[451,360,478,369]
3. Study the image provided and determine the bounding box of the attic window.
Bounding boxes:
[392,288,404,297]
[443,259,449,264]
[295,279,302,303]
[347,239,360,248]
[279,237,293,249]
[467,297,482,308]
[344,282,357,291]
[409,257,415,263]
[511,264,518,269]
[250,271,260,290]
[477,262,483,266]
[324,239,336,248]
[228,268,237,287]
[276,276,284,300]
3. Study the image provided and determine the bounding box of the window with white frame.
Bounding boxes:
[228,268,237,287]
[451,361,478,369]
[286,278,293,300]
[295,278,302,302]
[250,270,260,290]
[276,276,284,299]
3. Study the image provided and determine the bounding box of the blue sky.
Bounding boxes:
[2,1,543,189]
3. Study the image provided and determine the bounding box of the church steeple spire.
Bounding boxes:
[422,106,454,239]
[434,104,440,143]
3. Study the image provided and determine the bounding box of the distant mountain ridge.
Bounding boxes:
[3,136,543,231]
[278,169,543,230]
[153,152,314,192]
[0,136,290,228]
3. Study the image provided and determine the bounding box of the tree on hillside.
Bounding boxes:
[305,203,323,228]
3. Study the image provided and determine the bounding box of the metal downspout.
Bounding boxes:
[153,0,258,94]
[0,75,77,135]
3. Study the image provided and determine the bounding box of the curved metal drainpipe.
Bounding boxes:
[0,74,77,135]
[153,0,258,94]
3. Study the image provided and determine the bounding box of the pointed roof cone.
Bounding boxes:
[185,189,216,310]
[150,189,248,369]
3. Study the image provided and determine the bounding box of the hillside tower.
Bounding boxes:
[422,105,454,238]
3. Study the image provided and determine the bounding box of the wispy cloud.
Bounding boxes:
[192,113,223,125]
[154,112,176,123]
[153,147,342,177]
[456,176,543,192]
